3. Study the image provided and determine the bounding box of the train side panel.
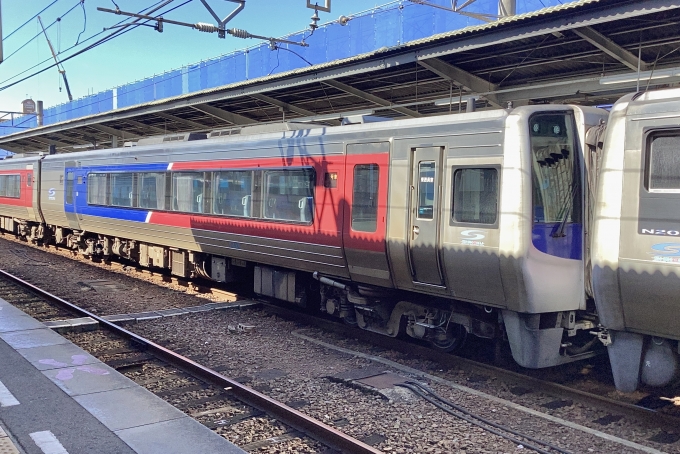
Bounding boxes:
[0,156,42,227]
[593,87,680,391]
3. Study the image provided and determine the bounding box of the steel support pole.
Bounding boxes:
[498,0,516,17]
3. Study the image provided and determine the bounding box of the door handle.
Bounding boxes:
[412,225,420,239]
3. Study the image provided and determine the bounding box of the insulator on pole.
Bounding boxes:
[228,28,250,39]
[194,22,218,33]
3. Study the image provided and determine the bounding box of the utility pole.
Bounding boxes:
[38,16,73,101]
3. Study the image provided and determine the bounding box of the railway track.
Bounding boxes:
[259,301,680,436]
[1,236,679,451]
[0,268,380,454]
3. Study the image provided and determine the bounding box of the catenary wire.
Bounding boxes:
[0,0,183,92]
[2,1,83,63]
[0,0,170,86]
[4,0,62,41]
[75,1,87,45]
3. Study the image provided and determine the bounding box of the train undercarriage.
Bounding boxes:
[0,216,612,373]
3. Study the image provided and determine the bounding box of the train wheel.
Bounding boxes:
[429,323,467,352]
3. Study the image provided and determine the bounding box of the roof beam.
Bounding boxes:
[31,137,72,148]
[572,26,647,72]
[250,93,318,117]
[249,93,341,126]
[124,119,168,135]
[190,104,255,125]
[417,58,502,108]
[88,124,128,138]
[153,112,209,130]
[0,142,29,153]
[51,133,90,145]
[322,80,423,117]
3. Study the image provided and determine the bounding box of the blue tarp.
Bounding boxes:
[0,0,565,138]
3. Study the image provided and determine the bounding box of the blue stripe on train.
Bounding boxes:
[532,223,582,260]
[64,162,167,222]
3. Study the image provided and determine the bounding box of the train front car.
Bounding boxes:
[334,105,608,367]
[592,88,680,392]
[0,155,45,241]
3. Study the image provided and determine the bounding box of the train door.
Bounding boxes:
[342,142,392,288]
[409,147,445,286]
[64,161,80,229]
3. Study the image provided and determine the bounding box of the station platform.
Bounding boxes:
[0,297,245,454]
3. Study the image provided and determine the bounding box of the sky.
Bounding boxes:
[0,0,393,111]
[0,0,564,113]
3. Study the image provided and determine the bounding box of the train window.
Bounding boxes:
[137,173,165,210]
[65,172,74,204]
[529,112,580,224]
[0,175,20,198]
[171,172,205,213]
[27,173,32,187]
[213,171,253,217]
[417,161,436,220]
[263,169,314,223]
[352,164,379,232]
[648,134,680,190]
[110,173,134,207]
[87,173,109,205]
[453,168,498,224]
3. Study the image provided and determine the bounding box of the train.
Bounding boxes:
[0,87,678,393]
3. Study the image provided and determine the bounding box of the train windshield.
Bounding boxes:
[529,112,580,226]
[529,111,583,259]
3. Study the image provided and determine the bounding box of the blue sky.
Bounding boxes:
[0,0,563,113]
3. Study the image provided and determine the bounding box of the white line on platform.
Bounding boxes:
[30,431,69,454]
[0,380,19,407]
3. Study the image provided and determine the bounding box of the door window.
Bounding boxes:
[351,164,379,232]
[65,172,74,204]
[417,161,435,220]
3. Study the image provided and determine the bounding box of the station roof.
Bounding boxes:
[2,0,680,153]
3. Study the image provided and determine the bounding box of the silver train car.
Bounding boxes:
[591,87,680,392]
[4,97,669,391]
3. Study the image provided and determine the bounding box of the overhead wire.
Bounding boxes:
[2,0,83,63]
[75,1,87,46]
[0,0,183,93]
[4,0,62,41]
[0,0,170,87]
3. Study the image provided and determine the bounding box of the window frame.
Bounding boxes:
[451,165,501,228]
[645,128,680,193]
[212,169,255,218]
[261,167,315,225]
[0,174,21,199]
[351,163,380,233]
[87,173,110,206]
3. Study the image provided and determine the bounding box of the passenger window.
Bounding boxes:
[352,164,379,232]
[110,173,134,207]
[27,173,32,187]
[648,133,680,190]
[0,175,19,198]
[138,173,165,210]
[213,171,253,217]
[172,172,205,213]
[65,172,74,204]
[417,161,435,220]
[263,169,314,223]
[87,173,109,205]
[453,168,499,224]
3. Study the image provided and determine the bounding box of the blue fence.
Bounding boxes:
[0,0,561,139]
